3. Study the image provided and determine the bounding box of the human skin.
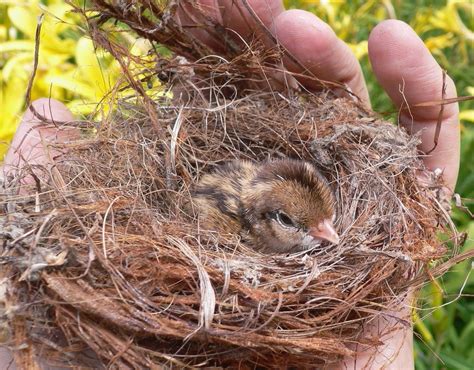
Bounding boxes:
[0,1,459,369]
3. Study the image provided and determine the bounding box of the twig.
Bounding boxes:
[25,14,44,109]
[426,70,447,155]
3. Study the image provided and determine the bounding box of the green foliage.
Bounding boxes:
[414,221,474,369]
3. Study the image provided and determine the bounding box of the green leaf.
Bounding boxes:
[438,350,474,370]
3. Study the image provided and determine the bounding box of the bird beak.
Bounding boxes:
[309,219,340,244]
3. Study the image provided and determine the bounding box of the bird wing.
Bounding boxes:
[192,160,257,234]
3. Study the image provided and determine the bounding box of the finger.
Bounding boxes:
[218,0,284,38]
[334,298,414,369]
[2,98,78,186]
[0,349,15,370]
[368,20,460,191]
[176,0,285,50]
[175,0,223,50]
[271,10,370,107]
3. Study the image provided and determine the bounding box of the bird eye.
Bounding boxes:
[276,211,295,228]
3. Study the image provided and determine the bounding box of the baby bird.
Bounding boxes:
[192,159,339,253]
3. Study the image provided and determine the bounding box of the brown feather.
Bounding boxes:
[192,159,337,253]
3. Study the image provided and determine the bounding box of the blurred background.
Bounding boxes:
[0,0,472,368]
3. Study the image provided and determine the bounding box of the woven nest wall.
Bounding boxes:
[0,0,469,368]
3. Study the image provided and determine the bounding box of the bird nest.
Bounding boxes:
[0,0,468,368]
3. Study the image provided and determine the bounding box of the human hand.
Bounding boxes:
[176,1,460,368]
[178,0,459,191]
[2,99,77,188]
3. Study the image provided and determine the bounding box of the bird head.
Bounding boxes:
[242,159,339,253]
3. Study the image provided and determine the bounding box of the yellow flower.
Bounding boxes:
[0,0,78,158]
[429,0,474,62]
[44,36,122,115]
[0,0,163,158]
[347,40,368,60]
